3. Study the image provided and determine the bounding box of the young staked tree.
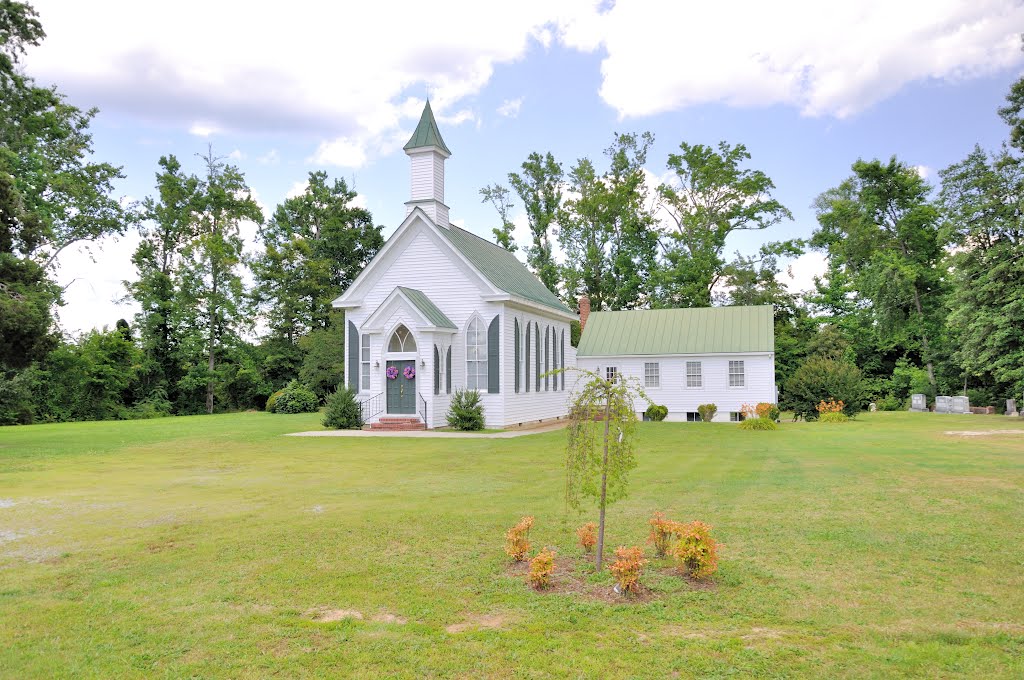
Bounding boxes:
[564,368,643,571]
[508,152,563,294]
[559,132,660,311]
[178,147,262,414]
[655,141,792,308]
[812,158,944,387]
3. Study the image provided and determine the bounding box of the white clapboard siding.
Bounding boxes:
[575,353,776,422]
[501,305,576,427]
[409,151,443,202]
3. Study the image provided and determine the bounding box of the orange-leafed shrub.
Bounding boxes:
[816,399,845,414]
[576,522,597,554]
[671,520,719,579]
[528,548,556,589]
[504,516,534,561]
[647,511,679,558]
[740,403,758,420]
[609,545,648,594]
[755,402,780,421]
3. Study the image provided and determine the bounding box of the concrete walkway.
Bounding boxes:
[285,421,568,439]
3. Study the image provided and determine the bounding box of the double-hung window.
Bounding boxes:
[644,362,660,388]
[728,360,745,387]
[686,361,702,388]
[605,366,618,383]
[466,318,487,390]
[360,334,370,391]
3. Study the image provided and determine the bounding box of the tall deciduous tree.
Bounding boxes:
[656,142,792,307]
[177,147,262,414]
[479,183,517,252]
[252,171,382,340]
[559,132,659,311]
[812,158,944,387]
[508,152,562,293]
[939,145,1024,400]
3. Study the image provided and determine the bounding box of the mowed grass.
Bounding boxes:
[1,412,1022,679]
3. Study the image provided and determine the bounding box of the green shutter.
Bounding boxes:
[348,321,359,391]
[445,347,452,394]
[487,315,499,394]
[560,329,565,391]
[525,322,531,393]
[534,323,540,391]
[514,319,521,394]
[433,345,440,395]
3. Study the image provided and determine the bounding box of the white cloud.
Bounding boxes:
[309,136,368,168]
[557,0,1024,119]
[497,97,524,118]
[188,122,220,137]
[914,165,932,179]
[257,149,280,165]
[227,148,245,161]
[285,179,309,199]
[778,251,829,294]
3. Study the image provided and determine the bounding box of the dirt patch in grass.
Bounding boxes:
[505,555,689,604]
[312,608,363,623]
[943,430,1024,437]
[371,612,407,625]
[445,613,508,634]
[657,566,718,591]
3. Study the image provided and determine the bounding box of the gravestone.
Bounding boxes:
[1007,398,1019,417]
[909,393,927,412]
[935,395,952,414]
[869,402,877,412]
[951,395,970,414]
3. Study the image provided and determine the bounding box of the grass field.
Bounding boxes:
[1,412,1023,678]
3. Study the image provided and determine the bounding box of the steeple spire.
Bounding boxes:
[404,100,451,155]
[404,100,450,227]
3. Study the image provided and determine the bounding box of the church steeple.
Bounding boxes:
[404,101,450,227]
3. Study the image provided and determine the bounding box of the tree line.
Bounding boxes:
[2,1,1022,423]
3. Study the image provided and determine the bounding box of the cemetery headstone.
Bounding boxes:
[951,395,970,414]
[910,393,927,412]
[935,395,952,414]
[869,402,877,412]
[1007,398,1019,417]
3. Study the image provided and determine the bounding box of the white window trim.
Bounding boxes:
[728,360,746,388]
[644,361,660,389]
[685,361,703,389]
[466,315,488,392]
[360,334,371,392]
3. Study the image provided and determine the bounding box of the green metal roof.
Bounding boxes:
[403,101,451,155]
[439,226,573,315]
[576,305,774,356]
[397,286,457,329]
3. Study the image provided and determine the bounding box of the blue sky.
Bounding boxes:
[24,0,1024,334]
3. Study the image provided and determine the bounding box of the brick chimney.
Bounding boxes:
[579,295,591,333]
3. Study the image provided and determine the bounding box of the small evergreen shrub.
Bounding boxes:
[647,511,678,558]
[672,520,719,579]
[876,394,903,411]
[528,548,556,589]
[609,546,648,594]
[697,403,717,422]
[322,387,363,429]
[576,522,597,554]
[272,381,319,414]
[446,388,484,431]
[819,411,850,423]
[738,417,778,430]
[784,356,865,420]
[645,404,668,421]
[265,388,286,413]
[504,516,534,561]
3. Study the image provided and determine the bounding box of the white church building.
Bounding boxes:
[332,102,775,429]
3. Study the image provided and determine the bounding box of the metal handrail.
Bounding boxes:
[359,392,384,422]
[418,393,427,427]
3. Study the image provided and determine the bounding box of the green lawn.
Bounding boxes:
[1,412,1022,678]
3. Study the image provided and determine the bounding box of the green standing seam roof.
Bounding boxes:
[576,306,774,357]
[397,286,457,329]
[403,101,451,155]
[439,226,573,315]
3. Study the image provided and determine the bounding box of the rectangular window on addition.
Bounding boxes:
[728,360,745,387]
[644,362,660,388]
[730,411,745,422]
[360,334,370,391]
[605,366,618,383]
[686,361,702,388]
[687,412,701,422]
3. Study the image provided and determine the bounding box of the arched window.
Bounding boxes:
[534,323,541,391]
[388,324,416,352]
[524,322,531,393]
[514,319,521,394]
[467,318,487,390]
[544,326,550,391]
